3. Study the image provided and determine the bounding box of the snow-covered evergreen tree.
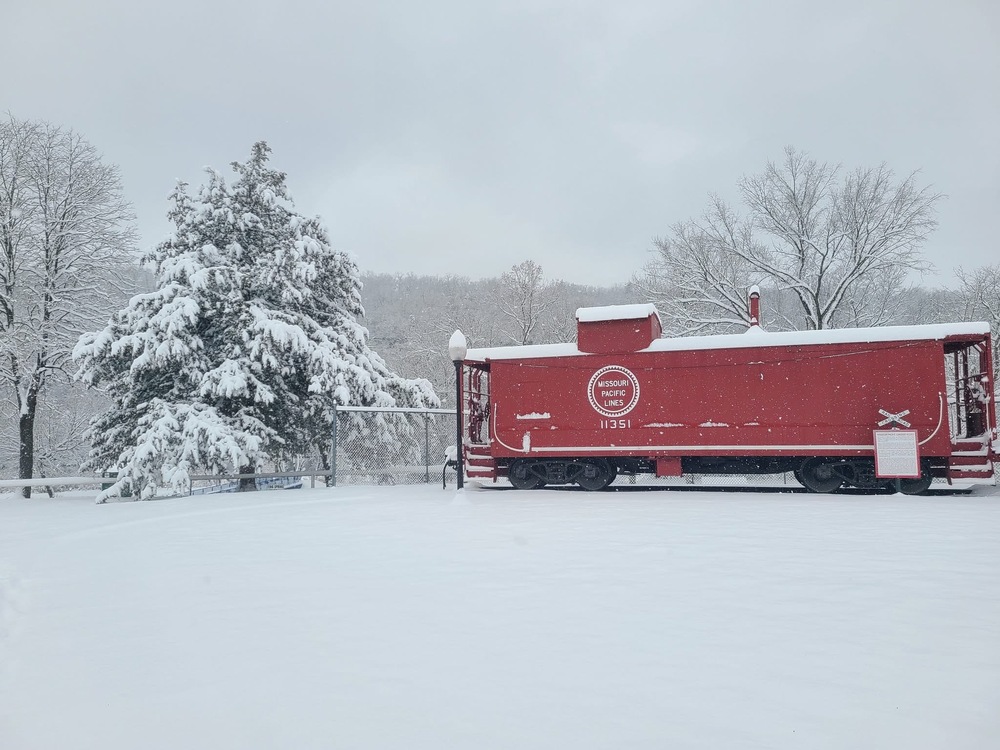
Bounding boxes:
[74,142,437,501]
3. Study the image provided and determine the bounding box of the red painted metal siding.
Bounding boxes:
[487,338,951,460]
[576,315,662,354]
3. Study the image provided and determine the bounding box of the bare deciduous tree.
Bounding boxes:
[636,147,940,333]
[494,259,551,345]
[0,115,135,496]
[830,265,913,329]
[633,208,766,335]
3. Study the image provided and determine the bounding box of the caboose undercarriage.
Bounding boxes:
[502,455,942,495]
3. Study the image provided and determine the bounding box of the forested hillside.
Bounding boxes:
[360,267,631,405]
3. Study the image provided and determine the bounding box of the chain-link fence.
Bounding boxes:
[332,406,457,486]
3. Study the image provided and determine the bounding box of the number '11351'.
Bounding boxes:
[600,419,631,429]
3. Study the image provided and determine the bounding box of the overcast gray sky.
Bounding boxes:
[4,0,997,287]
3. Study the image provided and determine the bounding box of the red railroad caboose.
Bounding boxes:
[458,302,997,493]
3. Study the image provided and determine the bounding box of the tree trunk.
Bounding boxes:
[237,462,256,492]
[314,441,330,472]
[18,401,36,499]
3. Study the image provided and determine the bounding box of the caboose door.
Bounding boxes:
[465,364,491,446]
[946,336,997,483]
[950,342,992,440]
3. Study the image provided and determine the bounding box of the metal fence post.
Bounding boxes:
[330,404,338,487]
[424,414,430,483]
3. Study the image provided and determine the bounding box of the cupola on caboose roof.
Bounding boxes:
[575,303,662,354]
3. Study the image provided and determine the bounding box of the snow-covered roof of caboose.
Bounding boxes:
[464,321,992,362]
[575,303,661,323]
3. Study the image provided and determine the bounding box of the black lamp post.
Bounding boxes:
[449,330,467,490]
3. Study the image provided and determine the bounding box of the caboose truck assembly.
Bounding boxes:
[456,296,998,494]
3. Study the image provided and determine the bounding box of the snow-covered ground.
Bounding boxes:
[2,483,999,749]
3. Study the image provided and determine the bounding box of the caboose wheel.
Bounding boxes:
[575,459,614,491]
[798,459,844,493]
[509,459,544,490]
[899,463,933,495]
[899,476,932,494]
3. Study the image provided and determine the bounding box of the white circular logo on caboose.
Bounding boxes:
[588,366,640,417]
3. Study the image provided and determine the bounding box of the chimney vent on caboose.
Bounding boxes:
[575,303,662,354]
[747,285,762,330]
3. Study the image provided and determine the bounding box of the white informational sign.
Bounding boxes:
[873,430,921,478]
